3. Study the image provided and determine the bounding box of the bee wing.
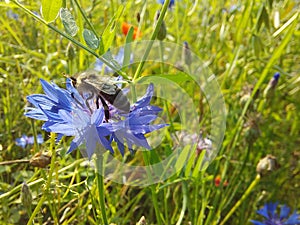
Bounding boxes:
[82,74,118,95]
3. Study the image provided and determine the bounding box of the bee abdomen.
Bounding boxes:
[100,89,130,113]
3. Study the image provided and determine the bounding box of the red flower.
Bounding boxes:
[121,22,142,40]
[214,175,228,187]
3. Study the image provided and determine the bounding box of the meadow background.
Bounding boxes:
[0,0,299,224]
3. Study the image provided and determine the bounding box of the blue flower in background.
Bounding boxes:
[95,48,132,73]
[157,0,175,8]
[251,202,300,225]
[263,72,280,98]
[25,79,113,159]
[7,10,19,20]
[269,72,280,89]
[110,84,168,156]
[15,134,44,148]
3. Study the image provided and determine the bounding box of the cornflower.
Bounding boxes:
[251,202,300,225]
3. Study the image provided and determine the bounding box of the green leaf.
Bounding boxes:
[123,26,134,68]
[174,145,192,173]
[83,29,99,50]
[41,0,63,23]
[252,34,263,57]
[100,6,125,54]
[60,8,78,37]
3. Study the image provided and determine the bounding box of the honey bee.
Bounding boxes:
[70,70,130,120]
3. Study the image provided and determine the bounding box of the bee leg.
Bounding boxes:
[85,92,94,112]
[98,95,110,122]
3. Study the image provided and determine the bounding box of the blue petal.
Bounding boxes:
[280,205,291,220]
[67,135,84,153]
[132,84,154,109]
[85,126,98,159]
[15,135,27,148]
[37,134,44,144]
[257,204,272,219]
[267,202,278,218]
[250,220,265,225]
[91,108,104,125]
[42,121,75,136]
[40,79,60,102]
[67,140,79,154]
[99,135,114,154]
[273,72,280,81]
[66,78,85,106]
[25,109,48,121]
[285,211,300,225]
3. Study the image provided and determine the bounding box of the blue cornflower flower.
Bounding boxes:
[110,84,168,156]
[15,134,44,148]
[269,72,280,88]
[251,202,300,225]
[157,0,175,8]
[25,77,167,158]
[263,72,280,98]
[25,78,113,159]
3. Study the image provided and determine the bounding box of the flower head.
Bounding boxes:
[25,78,167,159]
[15,134,44,148]
[7,10,19,20]
[251,202,300,225]
[214,175,228,187]
[263,72,280,98]
[110,84,168,156]
[25,78,113,159]
[157,0,175,8]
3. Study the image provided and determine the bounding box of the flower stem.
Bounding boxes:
[73,0,98,37]
[219,174,261,225]
[142,151,163,225]
[176,180,188,225]
[95,155,109,225]
[132,0,170,82]
[11,0,129,79]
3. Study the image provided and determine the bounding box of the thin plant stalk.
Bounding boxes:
[142,151,163,225]
[219,174,261,225]
[95,155,109,225]
[132,0,171,82]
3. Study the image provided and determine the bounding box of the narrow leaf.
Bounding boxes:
[123,26,134,68]
[60,8,78,37]
[101,6,125,53]
[83,29,99,49]
[41,0,63,23]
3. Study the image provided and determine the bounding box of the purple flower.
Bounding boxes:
[15,134,44,148]
[157,0,175,8]
[174,131,212,155]
[251,202,300,225]
[25,79,113,159]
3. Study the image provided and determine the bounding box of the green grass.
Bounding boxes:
[0,0,299,224]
